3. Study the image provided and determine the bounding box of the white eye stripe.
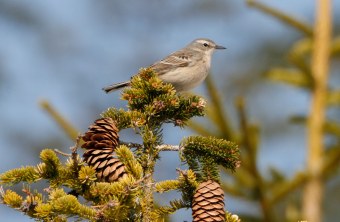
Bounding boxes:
[196,40,211,44]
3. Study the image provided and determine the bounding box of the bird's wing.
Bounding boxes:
[150,50,194,75]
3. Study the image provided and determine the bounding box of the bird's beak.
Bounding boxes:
[215,45,226,50]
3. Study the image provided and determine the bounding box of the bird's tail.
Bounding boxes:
[102,81,131,93]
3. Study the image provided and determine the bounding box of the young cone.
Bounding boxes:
[192,180,225,222]
[81,118,126,182]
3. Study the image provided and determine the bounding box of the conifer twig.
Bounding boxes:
[156,144,182,151]
[54,149,72,157]
[71,135,82,177]
[119,141,143,149]
[119,142,181,151]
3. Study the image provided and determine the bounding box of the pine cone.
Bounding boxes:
[82,118,126,182]
[82,118,119,151]
[192,180,225,222]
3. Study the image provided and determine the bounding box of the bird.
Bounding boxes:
[102,38,226,93]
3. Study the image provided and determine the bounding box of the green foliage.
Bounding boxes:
[1,189,23,208]
[0,166,40,185]
[39,149,61,179]
[34,203,53,219]
[115,145,143,179]
[181,136,240,181]
[0,68,240,221]
[177,169,199,205]
[78,166,97,185]
[113,68,206,127]
[155,170,198,219]
[154,199,188,219]
[88,175,137,203]
[102,108,135,130]
[155,180,181,193]
[34,188,97,220]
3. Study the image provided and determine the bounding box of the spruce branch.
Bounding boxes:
[102,108,134,130]
[0,166,40,185]
[154,170,198,218]
[1,189,23,209]
[120,68,206,127]
[39,149,61,179]
[78,166,97,185]
[115,145,143,180]
[18,186,43,217]
[177,169,199,205]
[88,175,137,204]
[153,199,188,219]
[1,67,240,221]
[181,136,240,173]
[155,180,181,193]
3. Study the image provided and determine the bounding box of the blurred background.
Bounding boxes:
[0,0,339,221]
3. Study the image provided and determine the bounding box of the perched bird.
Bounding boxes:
[102,38,226,93]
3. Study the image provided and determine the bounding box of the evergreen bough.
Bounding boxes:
[0,68,240,221]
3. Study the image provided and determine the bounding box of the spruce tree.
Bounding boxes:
[0,68,240,221]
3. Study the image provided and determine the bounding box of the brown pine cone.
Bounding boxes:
[82,118,126,182]
[192,180,225,222]
[82,118,119,151]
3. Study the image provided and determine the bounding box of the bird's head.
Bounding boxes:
[189,38,226,55]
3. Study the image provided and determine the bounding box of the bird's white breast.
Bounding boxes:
[159,54,211,91]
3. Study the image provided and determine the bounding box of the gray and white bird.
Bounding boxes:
[102,38,225,93]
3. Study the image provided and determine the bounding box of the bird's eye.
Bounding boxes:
[203,43,209,47]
